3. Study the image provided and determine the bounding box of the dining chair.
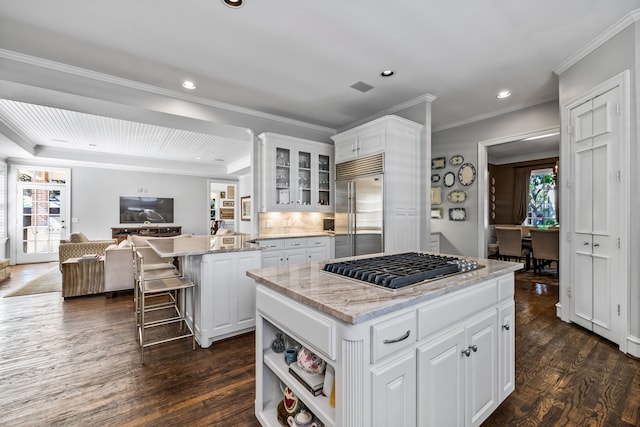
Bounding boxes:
[495,226,530,266]
[529,228,560,275]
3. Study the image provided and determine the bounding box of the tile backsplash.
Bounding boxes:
[258,212,334,235]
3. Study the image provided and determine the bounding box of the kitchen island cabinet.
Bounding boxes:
[248,256,521,427]
[146,234,261,348]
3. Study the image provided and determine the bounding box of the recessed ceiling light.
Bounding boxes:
[380,70,395,77]
[182,80,196,90]
[496,90,511,99]
[222,0,243,8]
[195,156,202,160]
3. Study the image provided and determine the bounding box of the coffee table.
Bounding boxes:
[61,256,105,298]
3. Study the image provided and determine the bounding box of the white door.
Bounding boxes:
[371,350,417,427]
[466,310,498,427]
[569,86,622,344]
[15,169,69,264]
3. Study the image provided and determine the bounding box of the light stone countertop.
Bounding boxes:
[247,255,523,325]
[146,234,260,257]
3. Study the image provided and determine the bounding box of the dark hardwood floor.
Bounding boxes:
[0,263,638,426]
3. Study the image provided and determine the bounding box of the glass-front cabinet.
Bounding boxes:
[259,133,333,212]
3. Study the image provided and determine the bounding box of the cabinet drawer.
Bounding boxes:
[284,238,306,249]
[257,286,336,360]
[371,311,416,363]
[306,236,328,248]
[417,280,497,340]
[258,239,284,251]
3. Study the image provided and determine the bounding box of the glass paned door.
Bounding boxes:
[16,183,68,264]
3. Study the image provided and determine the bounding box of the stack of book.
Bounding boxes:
[78,254,99,262]
[288,363,325,396]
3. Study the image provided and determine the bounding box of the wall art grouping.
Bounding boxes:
[431,154,475,221]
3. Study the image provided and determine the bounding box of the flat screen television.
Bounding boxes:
[119,196,174,224]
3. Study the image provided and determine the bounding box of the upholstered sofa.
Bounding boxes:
[58,232,117,270]
[104,235,175,293]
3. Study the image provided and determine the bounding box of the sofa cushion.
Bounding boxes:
[69,232,89,243]
[118,239,131,248]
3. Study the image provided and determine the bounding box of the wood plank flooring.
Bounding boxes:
[0,263,639,426]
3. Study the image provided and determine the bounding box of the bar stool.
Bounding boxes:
[134,249,196,364]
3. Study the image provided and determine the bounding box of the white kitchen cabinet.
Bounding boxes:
[190,249,262,348]
[332,116,422,254]
[258,133,333,212]
[498,301,515,401]
[257,236,331,267]
[429,233,440,253]
[371,350,417,427]
[417,309,497,427]
[333,125,386,163]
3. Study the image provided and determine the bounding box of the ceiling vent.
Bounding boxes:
[350,81,374,93]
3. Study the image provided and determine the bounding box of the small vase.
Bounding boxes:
[271,333,285,353]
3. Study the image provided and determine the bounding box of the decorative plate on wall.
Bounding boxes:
[431,187,442,205]
[431,174,441,184]
[447,189,467,203]
[449,155,464,166]
[431,208,442,219]
[443,172,456,187]
[458,163,476,186]
[449,208,466,221]
[432,157,446,169]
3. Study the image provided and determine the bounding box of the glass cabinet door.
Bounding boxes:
[275,147,291,205]
[297,151,311,206]
[318,154,331,207]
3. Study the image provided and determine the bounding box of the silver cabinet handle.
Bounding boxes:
[583,242,590,246]
[383,330,410,344]
[593,243,600,247]
[469,345,478,352]
[502,324,510,331]
[462,348,471,357]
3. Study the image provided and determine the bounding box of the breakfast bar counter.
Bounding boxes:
[248,253,522,427]
[147,234,262,348]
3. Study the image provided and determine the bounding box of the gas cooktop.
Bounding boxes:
[322,252,483,290]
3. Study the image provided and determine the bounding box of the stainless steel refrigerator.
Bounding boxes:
[334,174,383,258]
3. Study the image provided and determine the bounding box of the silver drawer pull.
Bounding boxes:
[383,330,410,344]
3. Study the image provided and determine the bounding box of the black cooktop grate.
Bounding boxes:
[323,252,482,290]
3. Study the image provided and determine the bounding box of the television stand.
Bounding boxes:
[111,225,182,243]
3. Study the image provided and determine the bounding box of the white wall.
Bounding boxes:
[237,174,253,234]
[70,166,209,239]
[431,100,560,256]
[557,23,639,344]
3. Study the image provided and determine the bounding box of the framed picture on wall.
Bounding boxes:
[227,186,235,199]
[241,196,251,221]
[223,200,234,207]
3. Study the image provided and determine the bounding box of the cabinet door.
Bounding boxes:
[334,137,357,163]
[296,149,312,207]
[498,302,515,401]
[357,127,386,157]
[371,350,417,427]
[465,310,498,427]
[417,328,465,427]
[285,248,307,265]
[261,251,284,268]
[317,153,332,208]
[208,256,236,336]
[274,145,294,209]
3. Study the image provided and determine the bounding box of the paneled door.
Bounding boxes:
[569,86,623,345]
[15,167,69,264]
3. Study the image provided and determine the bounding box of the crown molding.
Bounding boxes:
[339,93,437,132]
[0,49,336,135]
[433,96,558,133]
[554,8,640,75]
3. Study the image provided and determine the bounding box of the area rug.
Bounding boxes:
[5,268,62,297]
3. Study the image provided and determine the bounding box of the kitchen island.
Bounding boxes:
[147,234,261,348]
[247,254,522,427]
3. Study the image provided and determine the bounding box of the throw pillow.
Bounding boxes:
[130,235,149,247]
[118,239,131,249]
[69,232,89,243]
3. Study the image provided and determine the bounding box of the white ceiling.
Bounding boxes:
[0,1,638,173]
